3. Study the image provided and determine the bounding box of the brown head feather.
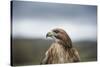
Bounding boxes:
[52,28,72,48]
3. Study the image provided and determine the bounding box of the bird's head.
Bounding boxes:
[46,28,66,40]
[46,28,72,48]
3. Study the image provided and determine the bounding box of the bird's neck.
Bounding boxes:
[52,36,60,43]
[52,36,73,49]
[57,39,73,50]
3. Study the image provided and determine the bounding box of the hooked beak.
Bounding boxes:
[46,31,56,38]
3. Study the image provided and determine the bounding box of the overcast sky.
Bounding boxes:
[12,1,97,41]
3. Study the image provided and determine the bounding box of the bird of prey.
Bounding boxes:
[41,28,80,64]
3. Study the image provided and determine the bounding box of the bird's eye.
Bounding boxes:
[53,30,59,33]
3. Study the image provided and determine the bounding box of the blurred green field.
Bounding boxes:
[11,38,97,66]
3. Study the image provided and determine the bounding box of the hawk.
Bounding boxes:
[41,28,80,64]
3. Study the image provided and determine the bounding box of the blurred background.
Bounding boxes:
[11,1,97,66]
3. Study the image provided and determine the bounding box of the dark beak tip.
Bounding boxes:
[46,33,49,38]
[46,35,48,38]
[46,32,53,38]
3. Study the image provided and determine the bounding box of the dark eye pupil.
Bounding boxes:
[54,30,59,33]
